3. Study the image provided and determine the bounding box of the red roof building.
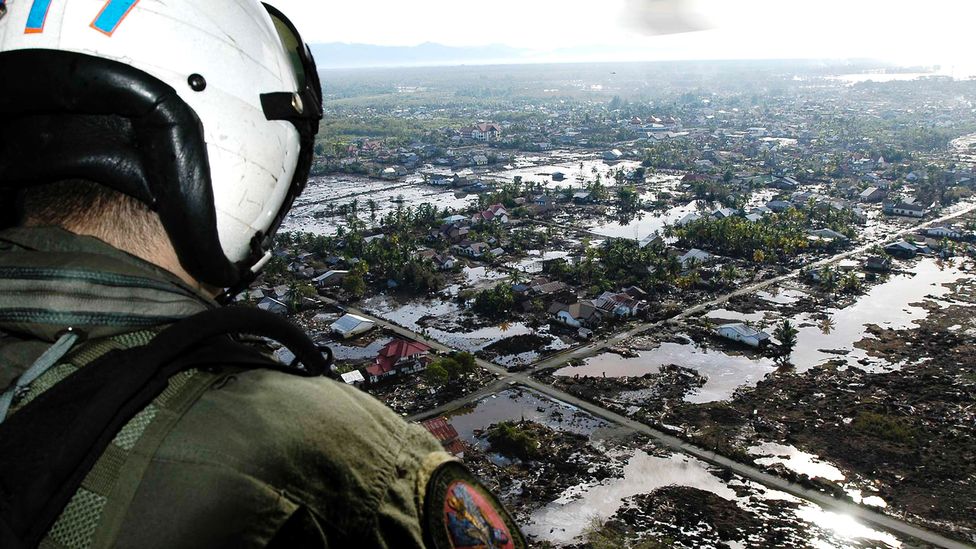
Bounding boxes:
[365,339,432,382]
[420,417,466,456]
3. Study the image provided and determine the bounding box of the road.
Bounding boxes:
[321,201,976,549]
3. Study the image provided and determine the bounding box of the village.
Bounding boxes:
[247,62,976,548]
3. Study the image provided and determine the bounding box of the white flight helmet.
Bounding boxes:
[0,0,323,290]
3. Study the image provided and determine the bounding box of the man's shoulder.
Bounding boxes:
[163,365,422,472]
[151,364,442,528]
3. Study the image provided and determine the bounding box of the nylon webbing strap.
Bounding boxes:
[0,306,334,549]
[43,367,216,549]
[5,331,157,549]
[0,332,80,423]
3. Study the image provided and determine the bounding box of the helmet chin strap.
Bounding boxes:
[251,251,273,273]
[215,250,272,305]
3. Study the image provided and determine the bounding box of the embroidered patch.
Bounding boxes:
[424,462,524,549]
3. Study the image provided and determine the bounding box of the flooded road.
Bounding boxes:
[449,389,906,547]
[525,448,904,548]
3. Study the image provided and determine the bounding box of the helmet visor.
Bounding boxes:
[260,3,323,122]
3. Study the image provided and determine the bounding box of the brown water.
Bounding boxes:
[555,342,776,403]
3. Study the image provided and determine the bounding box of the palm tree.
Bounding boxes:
[818,316,835,335]
[773,319,799,367]
[507,269,526,287]
[819,265,837,299]
[720,264,740,287]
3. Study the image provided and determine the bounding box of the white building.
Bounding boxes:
[330,314,376,339]
[715,323,771,348]
[340,370,366,386]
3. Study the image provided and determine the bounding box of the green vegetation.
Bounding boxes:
[853,412,918,444]
[472,285,517,320]
[342,262,369,300]
[773,320,799,367]
[485,421,542,461]
[423,352,477,387]
[615,185,644,219]
[670,205,858,263]
[582,518,674,549]
[278,202,451,296]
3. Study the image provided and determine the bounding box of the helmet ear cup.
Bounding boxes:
[0,50,240,287]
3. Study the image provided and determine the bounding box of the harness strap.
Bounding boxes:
[0,331,80,423]
[0,306,334,548]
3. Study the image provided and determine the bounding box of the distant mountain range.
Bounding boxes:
[310,42,531,69]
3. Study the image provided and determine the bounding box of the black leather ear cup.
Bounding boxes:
[0,49,242,287]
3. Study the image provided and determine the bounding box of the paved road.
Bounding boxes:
[322,201,976,549]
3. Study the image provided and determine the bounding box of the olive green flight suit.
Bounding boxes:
[0,227,522,549]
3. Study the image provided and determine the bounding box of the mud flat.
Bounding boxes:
[665,259,976,542]
[532,255,976,543]
[450,390,915,548]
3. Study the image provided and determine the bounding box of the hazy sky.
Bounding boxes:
[267,0,976,70]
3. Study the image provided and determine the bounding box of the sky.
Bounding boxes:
[266,0,976,72]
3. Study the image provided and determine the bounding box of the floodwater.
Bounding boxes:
[706,308,769,324]
[525,452,737,543]
[361,295,460,332]
[487,159,643,190]
[327,337,394,362]
[525,449,902,548]
[789,258,970,372]
[282,174,477,236]
[748,442,846,482]
[554,341,776,403]
[361,295,568,360]
[461,266,509,287]
[449,392,902,548]
[447,388,608,445]
[588,200,709,240]
[830,72,932,84]
[511,250,571,274]
[756,288,808,305]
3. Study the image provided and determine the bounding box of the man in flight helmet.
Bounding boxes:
[0,1,525,547]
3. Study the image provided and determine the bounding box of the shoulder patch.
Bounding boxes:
[423,462,525,549]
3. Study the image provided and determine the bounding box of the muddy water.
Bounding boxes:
[525,449,903,548]
[525,452,738,543]
[487,159,642,190]
[790,258,971,372]
[447,389,608,445]
[555,342,776,403]
[588,200,710,240]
